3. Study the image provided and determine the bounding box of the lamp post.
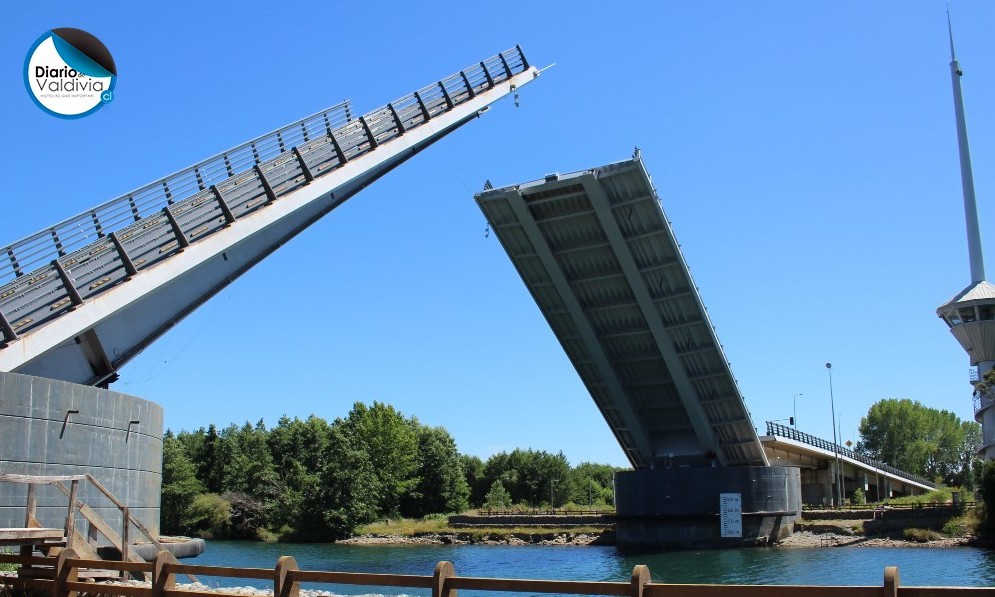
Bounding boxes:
[793,393,804,430]
[827,363,843,507]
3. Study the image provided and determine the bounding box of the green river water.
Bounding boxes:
[189,541,995,593]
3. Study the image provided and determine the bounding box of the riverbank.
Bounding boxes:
[339,528,974,549]
[774,530,970,548]
[344,510,981,548]
[338,530,612,546]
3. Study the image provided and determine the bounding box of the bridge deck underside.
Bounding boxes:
[476,159,767,469]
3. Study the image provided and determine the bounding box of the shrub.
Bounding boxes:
[853,488,866,505]
[904,528,943,542]
[942,510,979,537]
[187,493,232,539]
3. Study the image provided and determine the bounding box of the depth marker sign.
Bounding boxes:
[720,493,742,538]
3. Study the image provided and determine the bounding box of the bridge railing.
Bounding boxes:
[0,46,530,348]
[1,102,353,287]
[765,421,935,489]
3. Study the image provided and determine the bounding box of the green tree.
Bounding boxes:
[308,424,381,540]
[221,421,277,498]
[266,415,331,532]
[343,402,418,517]
[566,462,622,506]
[404,426,469,517]
[856,398,972,483]
[958,420,983,489]
[461,454,487,507]
[482,449,571,507]
[483,479,512,510]
[197,424,225,493]
[160,433,204,535]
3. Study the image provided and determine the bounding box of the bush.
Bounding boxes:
[187,493,232,539]
[852,488,866,505]
[904,528,943,542]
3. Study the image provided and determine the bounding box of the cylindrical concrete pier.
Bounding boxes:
[0,371,163,538]
[614,466,801,551]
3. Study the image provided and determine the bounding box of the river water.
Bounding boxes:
[189,541,995,592]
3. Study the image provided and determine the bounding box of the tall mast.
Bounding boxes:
[949,11,987,283]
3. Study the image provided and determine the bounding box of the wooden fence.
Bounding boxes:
[3,550,995,597]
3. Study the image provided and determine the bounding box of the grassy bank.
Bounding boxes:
[354,517,610,540]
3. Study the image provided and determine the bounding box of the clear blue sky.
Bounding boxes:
[4,2,994,468]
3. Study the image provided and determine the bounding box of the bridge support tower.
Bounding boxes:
[613,467,800,551]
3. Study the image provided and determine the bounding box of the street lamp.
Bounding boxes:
[826,363,843,507]
[793,393,804,430]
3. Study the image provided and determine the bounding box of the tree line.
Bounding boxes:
[161,401,625,541]
[856,398,981,488]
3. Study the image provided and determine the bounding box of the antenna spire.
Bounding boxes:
[947,9,957,61]
[948,12,987,283]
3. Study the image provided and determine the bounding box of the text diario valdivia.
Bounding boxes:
[33,66,106,92]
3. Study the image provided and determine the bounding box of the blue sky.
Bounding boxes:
[4,2,995,467]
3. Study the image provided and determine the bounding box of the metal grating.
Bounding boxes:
[476,157,768,469]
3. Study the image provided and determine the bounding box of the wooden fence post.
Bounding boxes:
[884,566,900,597]
[152,551,176,597]
[65,480,79,541]
[22,483,38,558]
[275,556,299,597]
[121,506,130,564]
[53,547,78,597]
[630,565,650,597]
[433,561,457,597]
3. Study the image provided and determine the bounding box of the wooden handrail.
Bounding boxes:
[0,473,86,484]
[4,552,994,597]
[86,473,166,550]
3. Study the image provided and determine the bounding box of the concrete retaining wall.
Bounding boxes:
[0,371,163,538]
[448,515,613,527]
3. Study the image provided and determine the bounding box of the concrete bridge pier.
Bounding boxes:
[613,466,801,551]
[0,371,163,536]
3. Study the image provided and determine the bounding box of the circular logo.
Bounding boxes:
[24,28,116,119]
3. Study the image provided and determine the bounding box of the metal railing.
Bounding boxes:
[765,421,935,489]
[0,46,530,346]
[973,390,994,417]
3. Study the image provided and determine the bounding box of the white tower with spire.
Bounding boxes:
[936,14,995,459]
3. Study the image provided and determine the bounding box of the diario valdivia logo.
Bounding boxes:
[24,28,117,119]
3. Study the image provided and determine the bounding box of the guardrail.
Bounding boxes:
[1,551,984,597]
[0,46,530,347]
[765,422,936,489]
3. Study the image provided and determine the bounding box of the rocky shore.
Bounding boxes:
[337,528,972,549]
[773,530,970,549]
